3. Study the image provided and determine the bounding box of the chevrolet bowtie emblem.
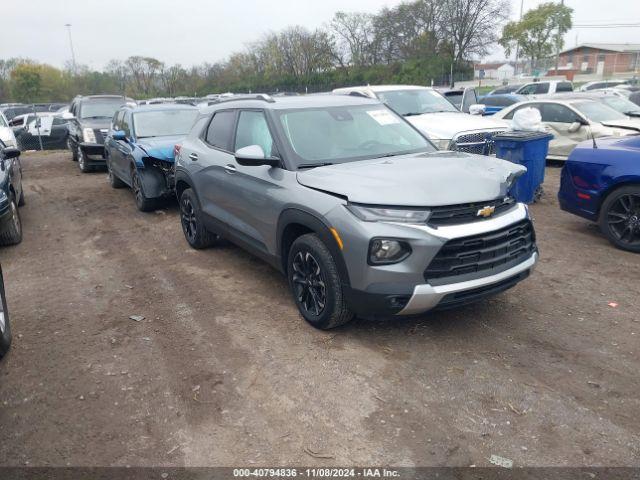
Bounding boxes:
[477,206,496,218]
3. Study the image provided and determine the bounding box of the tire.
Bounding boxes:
[107,160,126,189]
[0,309,11,360]
[77,145,91,172]
[179,188,218,249]
[0,194,22,246]
[69,138,78,161]
[287,233,354,330]
[0,287,11,360]
[599,185,640,253]
[17,188,25,207]
[131,169,157,212]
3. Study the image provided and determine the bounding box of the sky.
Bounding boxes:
[1,0,639,69]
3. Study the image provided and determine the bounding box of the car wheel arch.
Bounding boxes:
[175,171,196,202]
[277,208,351,287]
[598,180,640,216]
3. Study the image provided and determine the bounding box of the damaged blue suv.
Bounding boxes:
[105,104,199,211]
[175,95,538,329]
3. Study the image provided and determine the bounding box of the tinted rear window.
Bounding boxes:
[556,82,573,92]
[205,111,236,151]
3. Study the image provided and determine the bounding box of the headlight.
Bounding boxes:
[369,238,412,265]
[505,170,525,189]
[346,204,431,223]
[83,128,96,143]
[432,138,452,150]
[0,190,7,204]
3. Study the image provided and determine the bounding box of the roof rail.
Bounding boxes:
[212,94,276,105]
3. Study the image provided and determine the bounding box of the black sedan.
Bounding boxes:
[0,265,10,359]
[0,141,24,245]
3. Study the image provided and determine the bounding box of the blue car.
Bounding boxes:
[0,140,24,246]
[558,135,640,252]
[105,104,199,211]
[479,94,528,116]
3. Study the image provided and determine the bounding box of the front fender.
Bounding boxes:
[277,208,351,285]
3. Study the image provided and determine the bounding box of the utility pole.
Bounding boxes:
[554,0,565,74]
[514,0,524,77]
[65,24,77,74]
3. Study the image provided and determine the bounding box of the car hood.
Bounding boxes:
[137,135,185,161]
[405,112,509,139]
[296,152,526,207]
[600,119,640,132]
[80,118,112,129]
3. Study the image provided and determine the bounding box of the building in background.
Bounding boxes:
[558,44,640,76]
[474,62,516,80]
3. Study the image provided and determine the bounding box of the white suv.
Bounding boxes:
[333,85,508,155]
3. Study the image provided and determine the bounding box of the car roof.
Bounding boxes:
[205,94,381,112]
[123,103,198,113]
[334,85,430,94]
[79,95,133,102]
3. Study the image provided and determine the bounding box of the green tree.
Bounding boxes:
[500,1,573,70]
[10,64,42,102]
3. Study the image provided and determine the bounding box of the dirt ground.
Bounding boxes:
[0,151,638,468]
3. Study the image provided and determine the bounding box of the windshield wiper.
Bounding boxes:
[403,112,424,117]
[82,116,111,119]
[298,162,334,169]
[625,111,640,117]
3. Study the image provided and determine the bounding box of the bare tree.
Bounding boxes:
[327,12,376,68]
[440,0,511,65]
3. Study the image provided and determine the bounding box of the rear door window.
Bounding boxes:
[540,104,580,123]
[205,110,236,151]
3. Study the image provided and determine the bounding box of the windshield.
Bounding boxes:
[133,109,199,138]
[80,99,125,119]
[275,104,435,167]
[572,101,628,122]
[600,96,640,114]
[375,89,458,115]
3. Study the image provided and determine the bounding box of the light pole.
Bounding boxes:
[65,24,77,73]
[554,0,565,74]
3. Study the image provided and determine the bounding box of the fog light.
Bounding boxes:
[368,238,412,265]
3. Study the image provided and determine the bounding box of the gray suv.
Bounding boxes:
[175,94,538,329]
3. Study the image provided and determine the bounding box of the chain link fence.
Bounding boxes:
[7,105,70,152]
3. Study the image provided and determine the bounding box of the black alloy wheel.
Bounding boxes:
[291,251,327,317]
[181,195,198,245]
[179,188,217,249]
[600,186,640,252]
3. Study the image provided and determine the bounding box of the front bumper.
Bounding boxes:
[399,252,537,315]
[332,202,537,318]
[79,142,106,165]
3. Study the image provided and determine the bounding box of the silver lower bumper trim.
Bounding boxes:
[398,252,538,315]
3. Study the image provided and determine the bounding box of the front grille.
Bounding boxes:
[428,197,516,227]
[424,219,536,282]
[451,130,504,155]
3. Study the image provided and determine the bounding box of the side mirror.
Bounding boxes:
[2,147,20,160]
[568,121,582,133]
[469,104,486,116]
[112,130,127,141]
[235,145,279,167]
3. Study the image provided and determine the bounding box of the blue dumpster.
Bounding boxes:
[493,131,553,204]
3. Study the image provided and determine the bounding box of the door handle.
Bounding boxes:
[189,153,198,161]
[224,164,237,174]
